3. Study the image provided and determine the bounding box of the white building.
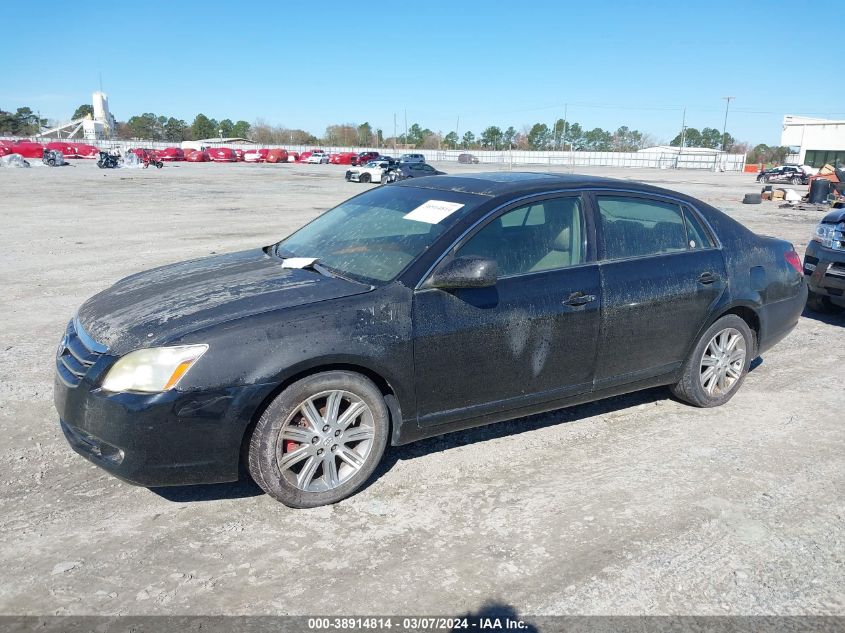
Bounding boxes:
[781,115,845,167]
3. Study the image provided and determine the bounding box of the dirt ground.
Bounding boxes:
[0,160,842,617]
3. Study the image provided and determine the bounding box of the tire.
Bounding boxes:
[359,173,371,183]
[47,158,55,166]
[807,290,841,314]
[743,193,762,204]
[97,160,105,169]
[762,175,771,183]
[155,162,163,169]
[671,314,754,408]
[247,371,389,508]
[791,177,802,186]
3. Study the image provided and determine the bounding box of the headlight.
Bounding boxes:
[812,223,836,248]
[101,344,208,393]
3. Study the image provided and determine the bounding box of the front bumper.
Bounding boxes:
[54,356,275,487]
[804,241,845,305]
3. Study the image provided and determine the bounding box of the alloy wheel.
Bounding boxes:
[275,390,376,492]
[699,327,746,397]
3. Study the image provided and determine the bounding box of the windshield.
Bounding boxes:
[277,186,486,283]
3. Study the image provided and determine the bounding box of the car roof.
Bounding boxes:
[393,171,674,198]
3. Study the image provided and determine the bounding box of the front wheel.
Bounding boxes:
[359,173,371,183]
[97,160,105,168]
[671,314,754,408]
[247,371,389,508]
[762,175,770,183]
[791,176,802,185]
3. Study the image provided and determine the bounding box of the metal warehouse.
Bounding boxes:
[782,115,845,167]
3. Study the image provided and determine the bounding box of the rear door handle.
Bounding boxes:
[697,272,718,285]
[563,291,596,306]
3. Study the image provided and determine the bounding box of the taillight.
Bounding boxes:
[784,250,803,274]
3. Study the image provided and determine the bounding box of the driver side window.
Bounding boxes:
[456,197,584,277]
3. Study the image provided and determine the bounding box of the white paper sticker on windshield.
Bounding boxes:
[281,257,318,269]
[403,200,464,224]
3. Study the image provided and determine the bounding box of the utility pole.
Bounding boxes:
[721,96,734,151]
[563,103,568,151]
[680,107,687,148]
[404,109,408,149]
[393,113,397,152]
[456,116,460,149]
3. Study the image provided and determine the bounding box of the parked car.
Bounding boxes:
[244,149,270,163]
[46,141,79,158]
[266,149,289,164]
[286,151,300,163]
[0,145,12,157]
[71,143,100,159]
[10,142,45,159]
[330,152,358,165]
[398,153,425,164]
[458,153,479,164]
[351,151,380,166]
[157,147,185,161]
[757,165,809,185]
[391,162,445,180]
[233,149,245,161]
[345,160,391,184]
[54,173,806,508]
[306,152,330,164]
[207,148,238,162]
[185,149,210,162]
[804,208,845,312]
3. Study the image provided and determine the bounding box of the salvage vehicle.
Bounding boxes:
[46,141,78,158]
[305,151,330,164]
[757,165,809,185]
[399,153,426,164]
[804,208,845,312]
[345,160,390,184]
[55,172,806,508]
[10,141,45,159]
[458,153,480,164]
[96,151,120,169]
[207,147,238,162]
[42,148,65,166]
[352,151,380,166]
[244,148,270,162]
[157,147,185,161]
[185,149,210,162]
[331,152,358,165]
[391,162,445,181]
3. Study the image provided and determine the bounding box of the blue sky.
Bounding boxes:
[4,1,842,145]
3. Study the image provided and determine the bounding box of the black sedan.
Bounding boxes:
[756,165,809,185]
[55,173,807,507]
[389,162,445,181]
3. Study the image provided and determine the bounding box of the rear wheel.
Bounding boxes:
[247,371,389,508]
[671,314,753,408]
[791,176,802,185]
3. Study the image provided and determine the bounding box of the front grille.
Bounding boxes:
[56,319,106,387]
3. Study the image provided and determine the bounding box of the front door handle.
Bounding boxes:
[563,291,596,307]
[697,272,718,285]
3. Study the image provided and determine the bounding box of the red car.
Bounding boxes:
[207,147,237,162]
[0,145,12,157]
[351,151,380,166]
[46,141,78,158]
[286,151,299,162]
[233,149,245,161]
[243,148,270,162]
[185,149,210,162]
[11,142,45,159]
[266,149,289,163]
[70,143,99,158]
[330,152,357,165]
[157,147,185,161]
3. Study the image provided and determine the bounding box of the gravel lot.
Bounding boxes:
[0,160,842,617]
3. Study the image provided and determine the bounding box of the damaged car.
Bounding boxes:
[804,208,845,312]
[55,173,807,508]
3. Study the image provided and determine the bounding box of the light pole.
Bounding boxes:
[721,97,734,151]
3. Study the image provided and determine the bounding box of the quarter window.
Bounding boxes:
[456,197,584,276]
[597,196,690,260]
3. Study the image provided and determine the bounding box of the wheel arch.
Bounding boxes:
[239,361,404,469]
[707,301,761,355]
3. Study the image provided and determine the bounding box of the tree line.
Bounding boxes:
[2,103,790,160]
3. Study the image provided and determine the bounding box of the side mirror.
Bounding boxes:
[428,256,498,289]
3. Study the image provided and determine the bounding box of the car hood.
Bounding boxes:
[821,208,845,224]
[77,248,372,354]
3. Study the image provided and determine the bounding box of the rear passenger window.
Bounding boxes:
[457,197,584,276]
[596,196,689,260]
[683,207,714,249]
